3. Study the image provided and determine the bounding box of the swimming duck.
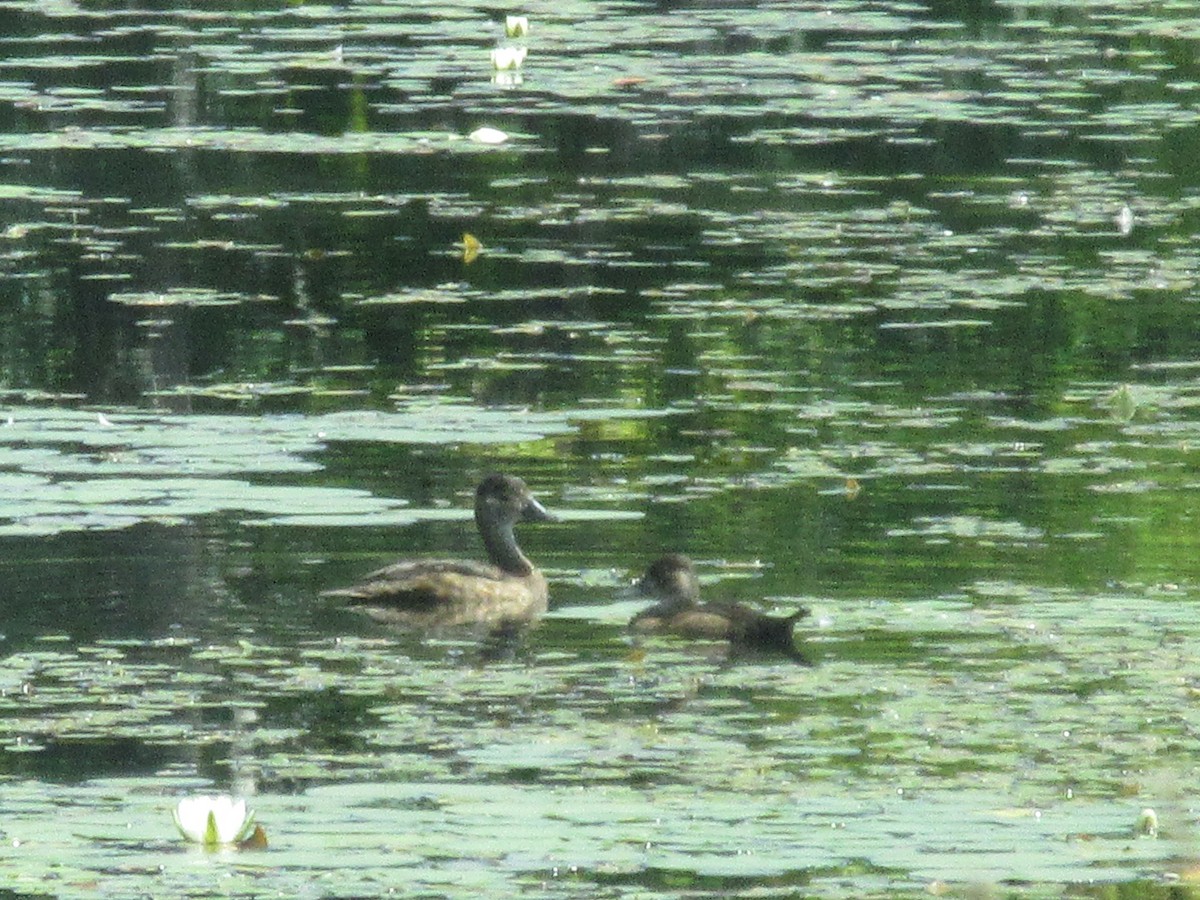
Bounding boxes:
[323,473,555,630]
[630,554,809,661]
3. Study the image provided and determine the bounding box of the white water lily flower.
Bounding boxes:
[173,795,255,846]
[505,15,529,38]
[490,46,527,70]
[469,127,509,145]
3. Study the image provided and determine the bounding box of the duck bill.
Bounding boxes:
[522,496,556,523]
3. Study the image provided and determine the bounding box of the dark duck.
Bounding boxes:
[630,554,810,661]
[324,473,555,630]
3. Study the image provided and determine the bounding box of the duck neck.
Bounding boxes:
[477,513,534,575]
[655,594,693,614]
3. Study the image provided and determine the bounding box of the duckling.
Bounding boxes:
[630,554,809,661]
[323,473,554,630]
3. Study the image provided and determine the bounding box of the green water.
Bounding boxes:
[0,0,1199,897]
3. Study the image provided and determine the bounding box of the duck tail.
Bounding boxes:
[748,607,812,665]
[787,606,811,625]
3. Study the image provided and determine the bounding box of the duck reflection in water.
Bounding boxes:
[323,473,555,632]
[630,554,810,663]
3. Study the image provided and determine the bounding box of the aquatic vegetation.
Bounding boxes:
[505,15,529,39]
[0,0,1198,897]
[173,795,256,846]
[469,126,509,144]
[461,232,483,264]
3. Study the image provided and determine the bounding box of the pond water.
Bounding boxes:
[1,0,1200,896]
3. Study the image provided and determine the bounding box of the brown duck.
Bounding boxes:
[323,473,555,630]
[630,554,809,661]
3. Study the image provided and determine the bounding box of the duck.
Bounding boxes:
[629,554,810,661]
[323,473,555,630]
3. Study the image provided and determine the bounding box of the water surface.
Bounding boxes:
[1,1,1199,897]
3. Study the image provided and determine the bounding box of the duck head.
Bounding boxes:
[634,553,701,607]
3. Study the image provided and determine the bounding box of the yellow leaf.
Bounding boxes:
[462,232,482,264]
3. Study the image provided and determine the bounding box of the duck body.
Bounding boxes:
[630,600,807,646]
[323,473,554,630]
[332,558,549,630]
[630,554,810,661]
